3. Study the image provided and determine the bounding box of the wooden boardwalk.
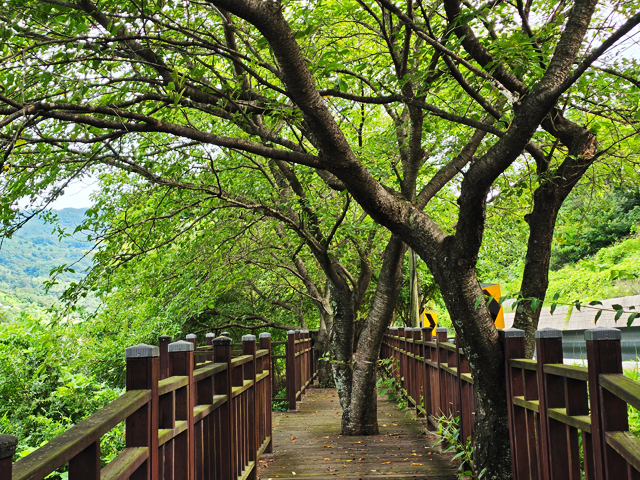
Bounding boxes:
[258,388,459,479]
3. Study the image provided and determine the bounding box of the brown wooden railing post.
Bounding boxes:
[206,333,215,362]
[259,332,273,454]
[500,328,527,480]
[169,340,195,480]
[0,435,18,480]
[586,327,626,480]
[125,343,160,480]
[186,334,197,371]
[421,327,434,428]
[213,336,234,480]
[435,327,448,417]
[535,328,566,480]
[159,335,172,381]
[286,330,297,412]
[242,335,258,480]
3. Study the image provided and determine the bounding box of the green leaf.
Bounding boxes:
[615,308,624,322]
[628,313,638,328]
[594,309,602,324]
[166,82,176,91]
[550,303,558,315]
[474,296,483,309]
[530,297,541,312]
[589,301,603,306]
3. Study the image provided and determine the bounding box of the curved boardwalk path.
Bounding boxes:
[258,388,459,479]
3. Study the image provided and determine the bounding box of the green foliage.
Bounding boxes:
[551,188,640,270]
[0,314,124,476]
[434,415,484,479]
[0,208,97,320]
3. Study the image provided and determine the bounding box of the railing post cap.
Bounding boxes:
[159,335,172,341]
[125,343,160,358]
[585,326,621,341]
[389,327,399,331]
[302,329,309,333]
[259,332,271,338]
[212,336,232,346]
[221,331,231,337]
[206,333,215,338]
[435,327,448,333]
[287,330,296,335]
[421,327,433,333]
[535,328,563,339]
[499,328,525,338]
[186,333,197,340]
[294,329,302,333]
[168,340,194,352]
[0,434,18,460]
[242,334,256,342]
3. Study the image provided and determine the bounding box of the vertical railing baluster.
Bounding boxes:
[435,327,447,417]
[1,435,18,480]
[125,343,160,480]
[535,328,567,480]
[260,332,273,454]
[214,336,233,480]
[500,328,527,480]
[242,335,258,479]
[206,333,215,363]
[586,327,626,479]
[286,330,297,412]
[169,340,194,480]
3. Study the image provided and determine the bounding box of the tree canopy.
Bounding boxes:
[2,0,640,476]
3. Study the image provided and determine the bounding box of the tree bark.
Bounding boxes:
[344,236,407,435]
[514,140,598,356]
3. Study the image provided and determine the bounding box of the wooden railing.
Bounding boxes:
[503,326,640,480]
[381,326,476,443]
[383,325,640,479]
[2,332,273,480]
[285,330,316,412]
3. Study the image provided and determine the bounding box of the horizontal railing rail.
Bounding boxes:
[3,332,274,480]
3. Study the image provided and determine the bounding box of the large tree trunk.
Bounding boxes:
[344,236,407,435]
[514,137,597,357]
[429,242,512,479]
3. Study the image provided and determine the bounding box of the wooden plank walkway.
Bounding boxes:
[258,388,459,479]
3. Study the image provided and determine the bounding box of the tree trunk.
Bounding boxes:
[514,138,597,357]
[429,243,512,479]
[344,236,407,435]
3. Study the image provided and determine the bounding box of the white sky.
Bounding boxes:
[48,177,99,210]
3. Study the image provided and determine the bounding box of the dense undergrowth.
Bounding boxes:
[0,314,124,478]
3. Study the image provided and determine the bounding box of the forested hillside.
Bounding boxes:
[0,208,95,318]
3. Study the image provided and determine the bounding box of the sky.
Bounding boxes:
[36,177,100,210]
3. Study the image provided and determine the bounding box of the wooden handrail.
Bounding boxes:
[12,390,150,480]
[7,332,277,480]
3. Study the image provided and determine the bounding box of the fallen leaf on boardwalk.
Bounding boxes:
[342,464,346,468]
[291,437,297,441]
[324,458,331,461]
[354,441,363,444]
[381,462,391,465]
[346,460,353,462]
[412,463,423,466]
[358,458,364,462]
[323,436,330,438]
[412,453,417,456]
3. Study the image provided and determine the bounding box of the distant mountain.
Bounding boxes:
[0,208,96,319]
